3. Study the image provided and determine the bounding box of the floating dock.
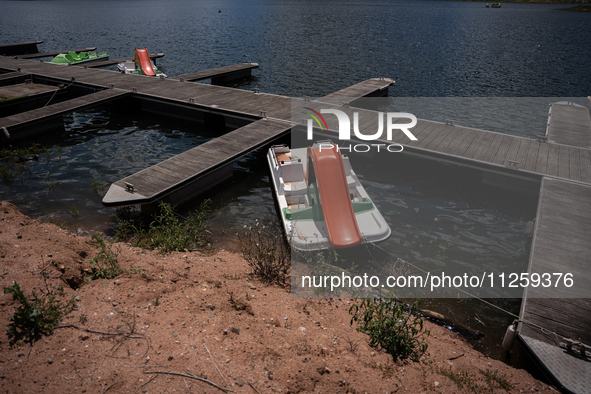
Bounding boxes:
[515,101,591,394]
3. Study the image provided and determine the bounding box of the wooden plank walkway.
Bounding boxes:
[172,63,259,82]
[102,118,291,206]
[17,47,98,59]
[83,53,165,69]
[320,78,394,103]
[517,177,591,394]
[1,56,590,188]
[0,83,58,100]
[0,41,43,56]
[0,72,31,86]
[546,102,591,148]
[0,89,128,141]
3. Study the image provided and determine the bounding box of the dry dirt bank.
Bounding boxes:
[0,201,555,394]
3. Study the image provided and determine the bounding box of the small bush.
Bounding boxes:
[87,233,125,281]
[114,201,211,253]
[349,297,429,362]
[238,220,290,285]
[4,282,75,344]
[148,201,210,253]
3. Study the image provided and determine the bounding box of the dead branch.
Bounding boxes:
[139,374,158,388]
[204,343,229,386]
[57,324,143,338]
[245,379,262,394]
[143,371,234,393]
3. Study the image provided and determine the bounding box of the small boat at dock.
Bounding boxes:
[117,48,166,77]
[267,141,391,251]
[49,51,109,65]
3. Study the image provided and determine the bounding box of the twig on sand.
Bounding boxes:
[204,343,229,386]
[101,382,117,394]
[245,379,262,394]
[57,324,143,338]
[139,374,158,388]
[143,371,234,393]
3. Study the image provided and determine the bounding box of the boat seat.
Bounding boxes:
[283,180,307,196]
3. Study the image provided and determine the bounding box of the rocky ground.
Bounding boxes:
[0,201,556,394]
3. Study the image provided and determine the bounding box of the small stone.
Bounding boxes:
[488,363,492,367]
[236,379,244,387]
[230,327,240,335]
[299,327,307,333]
[46,358,53,365]
[268,373,273,380]
[0,301,4,306]
[112,302,117,307]
[17,234,22,239]
[171,331,177,338]
[223,329,228,335]
[168,356,173,361]
[434,381,440,387]
[75,296,81,302]
[80,334,90,341]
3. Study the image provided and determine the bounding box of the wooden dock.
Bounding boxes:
[0,71,31,86]
[17,47,98,60]
[546,101,591,148]
[83,53,165,69]
[0,88,127,141]
[0,40,43,56]
[102,118,291,207]
[517,177,591,394]
[320,77,394,102]
[172,63,259,82]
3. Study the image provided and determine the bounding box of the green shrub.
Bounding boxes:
[349,297,429,361]
[238,220,290,285]
[148,201,210,253]
[87,233,125,281]
[3,282,75,344]
[114,201,211,253]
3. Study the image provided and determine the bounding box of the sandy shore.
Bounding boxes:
[0,201,555,393]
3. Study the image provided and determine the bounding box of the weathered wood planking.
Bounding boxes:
[0,89,128,141]
[83,53,165,69]
[517,177,591,394]
[1,56,590,187]
[0,83,58,100]
[17,47,98,59]
[172,63,259,82]
[0,41,43,56]
[319,78,394,103]
[102,119,291,206]
[546,102,591,148]
[0,72,32,86]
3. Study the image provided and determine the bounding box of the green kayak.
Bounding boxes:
[50,51,109,65]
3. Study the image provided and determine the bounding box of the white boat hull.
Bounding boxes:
[267,143,391,251]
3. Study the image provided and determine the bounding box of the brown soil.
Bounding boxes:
[0,201,556,394]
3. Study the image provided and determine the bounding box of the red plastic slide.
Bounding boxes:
[308,145,363,248]
[134,48,156,76]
